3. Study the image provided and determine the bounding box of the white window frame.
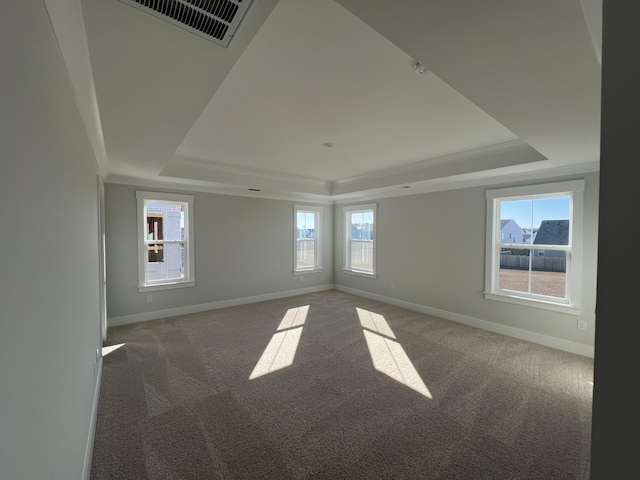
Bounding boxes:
[343,203,377,277]
[485,180,584,314]
[136,191,195,292]
[293,204,323,274]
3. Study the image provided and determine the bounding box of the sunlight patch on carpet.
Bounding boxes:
[102,343,126,356]
[359,309,431,399]
[249,327,303,380]
[277,305,309,331]
[357,307,396,339]
[250,306,310,380]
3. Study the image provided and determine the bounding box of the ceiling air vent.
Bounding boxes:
[118,0,254,48]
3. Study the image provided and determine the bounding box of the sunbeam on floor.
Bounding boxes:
[101,343,125,356]
[358,308,432,399]
[249,306,309,380]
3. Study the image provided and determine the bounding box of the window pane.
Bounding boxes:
[146,212,163,241]
[146,203,184,241]
[147,243,184,282]
[296,239,316,269]
[499,266,530,294]
[351,240,373,272]
[350,211,374,240]
[500,199,531,244]
[165,243,185,280]
[531,251,567,298]
[532,197,570,246]
[297,212,316,239]
[147,251,167,281]
[147,244,164,263]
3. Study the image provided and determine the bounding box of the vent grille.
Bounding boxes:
[118,0,253,47]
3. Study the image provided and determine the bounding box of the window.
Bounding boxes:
[343,203,377,276]
[137,191,195,291]
[485,180,584,314]
[294,205,323,273]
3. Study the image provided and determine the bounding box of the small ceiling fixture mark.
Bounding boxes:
[414,62,428,75]
[248,188,261,192]
[323,142,335,148]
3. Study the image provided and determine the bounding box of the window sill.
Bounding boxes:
[293,269,323,275]
[484,292,581,315]
[343,269,377,279]
[138,281,195,293]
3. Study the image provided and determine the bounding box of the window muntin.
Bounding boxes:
[137,192,195,291]
[344,203,377,276]
[294,205,322,273]
[485,181,584,313]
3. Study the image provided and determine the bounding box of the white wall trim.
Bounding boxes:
[331,162,600,204]
[108,284,335,327]
[82,356,102,480]
[107,161,599,205]
[106,175,334,205]
[334,285,594,358]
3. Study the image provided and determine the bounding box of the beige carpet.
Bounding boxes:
[91,290,593,479]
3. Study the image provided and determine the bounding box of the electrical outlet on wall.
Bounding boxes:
[147,294,153,303]
[577,319,588,331]
[391,283,395,291]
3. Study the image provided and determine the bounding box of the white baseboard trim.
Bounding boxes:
[83,355,102,480]
[334,285,594,358]
[108,284,335,328]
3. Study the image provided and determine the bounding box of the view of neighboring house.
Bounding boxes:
[533,219,570,257]
[146,203,184,281]
[522,228,536,244]
[297,227,315,239]
[500,219,524,244]
[351,223,374,240]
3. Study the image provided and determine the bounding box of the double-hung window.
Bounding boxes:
[485,180,584,313]
[343,203,377,276]
[137,191,195,291]
[294,205,323,273]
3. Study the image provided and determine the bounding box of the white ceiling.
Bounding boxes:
[47,0,601,202]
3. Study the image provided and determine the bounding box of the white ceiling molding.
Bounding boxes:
[167,156,330,187]
[159,140,546,198]
[109,158,598,205]
[331,140,545,196]
[331,161,600,205]
[107,174,335,204]
[43,0,109,177]
[160,156,332,196]
[47,0,600,202]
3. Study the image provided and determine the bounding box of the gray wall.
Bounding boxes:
[105,184,333,320]
[0,1,102,478]
[591,0,640,477]
[334,172,599,348]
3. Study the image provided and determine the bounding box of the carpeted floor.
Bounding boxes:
[91,290,593,479]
